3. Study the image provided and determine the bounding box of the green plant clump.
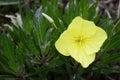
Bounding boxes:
[0,0,120,80]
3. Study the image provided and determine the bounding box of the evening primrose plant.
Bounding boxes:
[0,0,120,80]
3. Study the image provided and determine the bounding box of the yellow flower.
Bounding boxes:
[55,16,107,68]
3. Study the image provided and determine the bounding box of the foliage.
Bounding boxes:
[0,0,120,80]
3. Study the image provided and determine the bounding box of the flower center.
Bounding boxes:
[75,38,82,42]
[74,37,85,47]
[74,37,83,43]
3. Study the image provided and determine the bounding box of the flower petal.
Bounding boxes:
[80,53,95,68]
[67,16,97,38]
[83,26,107,54]
[55,30,74,56]
[68,46,95,68]
[67,16,83,37]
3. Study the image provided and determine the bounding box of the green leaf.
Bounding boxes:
[9,27,40,56]
[1,33,18,72]
[105,33,120,51]
[0,1,23,6]
[79,0,89,19]
[99,53,120,65]
[2,34,14,60]
[15,43,26,72]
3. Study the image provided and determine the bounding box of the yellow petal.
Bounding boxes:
[80,53,95,68]
[67,16,97,38]
[67,16,83,37]
[83,26,107,54]
[68,46,95,68]
[55,30,74,56]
